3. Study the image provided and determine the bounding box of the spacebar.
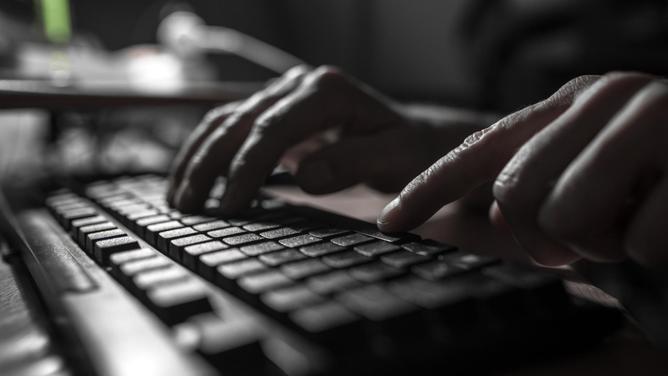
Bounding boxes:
[17,212,97,293]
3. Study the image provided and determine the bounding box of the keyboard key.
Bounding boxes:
[338,285,414,321]
[261,285,323,312]
[181,215,215,226]
[169,234,211,259]
[146,280,212,325]
[278,234,322,248]
[194,220,229,232]
[291,302,359,334]
[307,271,359,295]
[389,277,473,310]
[156,227,197,250]
[402,241,454,257]
[243,222,280,232]
[381,251,430,268]
[353,241,400,257]
[349,262,404,283]
[119,256,172,284]
[126,209,160,222]
[412,260,463,280]
[356,229,415,243]
[94,236,140,264]
[60,207,97,229]
[217,259,267,281]
[281,259,331,280]
[133,266,189,291]
[322,251,371,269]
[445,252,499,271]
[135,215,171,234]
[78,222,116,245]
[86,228,125,252]
[146,221,183,244]
[70,215,106,237]
[182,241,228,270]
[259,227,300,239]
[259,249,306,266]
[330,233,373,247]
[299,242,346,257]
[238,270,293,294]
[309,228,350,239]
[239,241,284,256]
[110,248,157,277]
[208,227,245,238]
[222,233,263,246]
[198,249,246,280]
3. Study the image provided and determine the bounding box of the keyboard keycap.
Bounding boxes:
[182,241,228,270]
[445,252,499,271]
[259,249,306,266]
[238,270,293,294]
[338,285,414,321]
[110,248,157,277]
[402,241,454,257]
[119,256,172,284]
[217,259,267,281]
[412,260,463,281]
[330,233,373,247]
[70,215,106,237]
[94,236,140,264]
[133,266,189,291]
[322,251,371,269]
[243,222,280,232]
[281,259,331,280]
[194,220,229,232]
[208,227,245,239]
[309,228,350,239]
[198,249,246,280]
[156,227,197,250]
[146,280,212,325]
[278,234,322,248]
[239,241,284,256]
[299,242,346,257]
[259,227,300,240]
[353,241,400,257]
[307,271,359,295]
[222,233,263,246]
[169,234,211,259]
[78,222,116,245]
[291,302,359,334]
[146,221,183,244]
[85,228,124,252]
[181,215,215,226]
[381,251,430,268]
[261,285,323,312]
[349,262,404,283]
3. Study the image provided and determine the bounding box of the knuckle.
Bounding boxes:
[308,65,347,88]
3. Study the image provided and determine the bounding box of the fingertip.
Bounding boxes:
[377,197,402,232]
[525,242,581,267]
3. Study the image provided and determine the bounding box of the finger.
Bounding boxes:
[173,65,310,211]
[625,179,668,267]
[375,76,599,233]
[538,81,668,264]
[167,103,237,203]
[493,72,654,265]
[220,67,399,214]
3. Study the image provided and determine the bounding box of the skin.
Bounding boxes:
[169,67,668,269]
[168,65,486,215]
[379,71,668,268]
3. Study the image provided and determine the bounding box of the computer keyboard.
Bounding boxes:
[35,174,620,375]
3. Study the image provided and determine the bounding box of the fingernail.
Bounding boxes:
[299,161,334,191]
[377,197,400,230]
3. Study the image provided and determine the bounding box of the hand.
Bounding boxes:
[379,72,668,268]
[168,65,477,214]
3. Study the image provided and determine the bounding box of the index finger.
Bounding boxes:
[376,76,599,232]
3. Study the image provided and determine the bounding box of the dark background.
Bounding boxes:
[3,0,668,111]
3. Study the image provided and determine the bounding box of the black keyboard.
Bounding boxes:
[40,174,620,375]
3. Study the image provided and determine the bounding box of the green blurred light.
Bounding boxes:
[40,0,72,43]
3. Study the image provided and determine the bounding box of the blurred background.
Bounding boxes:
[1,0,668,185]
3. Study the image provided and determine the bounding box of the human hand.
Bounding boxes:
[379,72,668,267]
[168,65,475,214]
